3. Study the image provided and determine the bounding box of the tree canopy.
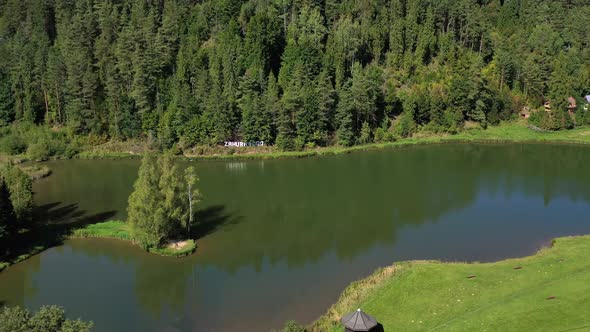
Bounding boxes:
[1,0,589,150]
[128,154,198,249]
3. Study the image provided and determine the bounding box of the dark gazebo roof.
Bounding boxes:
[341,308,378,331]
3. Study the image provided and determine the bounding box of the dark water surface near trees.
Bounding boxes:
[1,144,590,332]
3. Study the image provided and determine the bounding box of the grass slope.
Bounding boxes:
[314,236,590,332]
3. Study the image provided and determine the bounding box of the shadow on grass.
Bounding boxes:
[2,203,117,267]
[191,205,242,240]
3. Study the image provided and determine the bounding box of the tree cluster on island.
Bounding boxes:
[0,0,589,158]
[127,154,200,250]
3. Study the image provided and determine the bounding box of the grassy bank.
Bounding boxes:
[5,121,590,162]
[1,221,196,272]
[20,164,52,180]
[312,235,590,332]
[74,122,590,161]
[70,220,196,257]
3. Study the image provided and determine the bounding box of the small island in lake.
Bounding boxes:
[72,153,201,257]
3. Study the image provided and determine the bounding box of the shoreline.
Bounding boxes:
[69,220,197,258]
[0,221,196,272]
[75,122,590,161]
[310,235,590,331]
[4,122,590,163]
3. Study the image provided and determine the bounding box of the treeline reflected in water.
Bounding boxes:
[2,143,589,332]
[192,144,590,271]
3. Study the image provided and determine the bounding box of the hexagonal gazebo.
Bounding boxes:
[341,308,383,332]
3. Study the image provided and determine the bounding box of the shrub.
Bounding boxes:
[277,320,305,332]
[0,305,92,332]
[1,134,26,155]
[358,121,372,144]
[27,141,51,161]
[393,112,417,138]
[294,136,306,151]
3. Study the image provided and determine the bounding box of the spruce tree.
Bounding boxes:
[336,80,355,146]
[127,154,167,249]
[0,179,17,241]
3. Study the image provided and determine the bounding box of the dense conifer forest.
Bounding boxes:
[0,0,589,152]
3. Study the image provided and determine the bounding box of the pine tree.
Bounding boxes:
[158,154,187,239]
[263,72,280,144]
[128,154,168,249]
[0,180,17,240]
[336,79,355,146]
[0,71,15,125]
[238,70,262,142]
[315,70,336,142]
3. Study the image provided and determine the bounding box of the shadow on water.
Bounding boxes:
[2,203,117,267]
[192,205,242,240]
[34,202,117,228]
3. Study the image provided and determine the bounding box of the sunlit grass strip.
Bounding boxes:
[312,235,590,332]
[70,220,133,241]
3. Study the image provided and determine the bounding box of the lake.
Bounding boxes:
[1,143,590,331]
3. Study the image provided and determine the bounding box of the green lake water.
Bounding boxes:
[1,143,590,331]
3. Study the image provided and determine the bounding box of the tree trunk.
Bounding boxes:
[43,90,50,123]
[188,183,193,237]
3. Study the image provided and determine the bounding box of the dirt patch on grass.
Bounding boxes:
[167,240,191,250]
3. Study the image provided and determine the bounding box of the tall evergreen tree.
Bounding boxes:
[128,154,168,249]
[336,79,355,146]
[0,179,17,241]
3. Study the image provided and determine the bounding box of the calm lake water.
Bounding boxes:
[1,144,590,331]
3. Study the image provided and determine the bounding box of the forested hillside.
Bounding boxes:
[0,0,589,152]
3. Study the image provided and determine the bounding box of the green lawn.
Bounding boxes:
[70,220,133,241]
[313,236,590,332]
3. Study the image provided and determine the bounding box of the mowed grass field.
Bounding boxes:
[314,236,590,332]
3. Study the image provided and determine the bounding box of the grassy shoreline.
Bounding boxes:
[4,122,590,163]
[73,122,590,161]
[69,220,197,257]
[1,221,196,271]
[311,235,590,332]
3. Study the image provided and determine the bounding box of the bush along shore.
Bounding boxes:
[309,235,590,332]
[26,122,590,162]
